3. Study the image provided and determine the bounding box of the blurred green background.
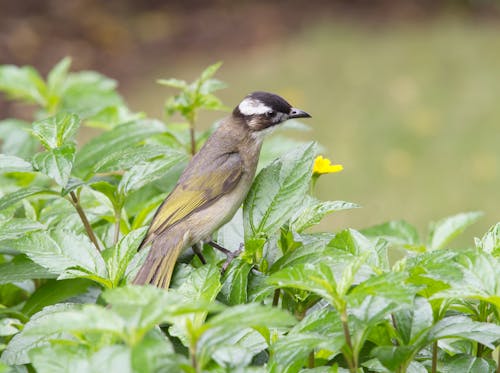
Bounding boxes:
[1,0,499,244]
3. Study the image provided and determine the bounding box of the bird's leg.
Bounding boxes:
[208,241,244,273]
[193,243,207,265]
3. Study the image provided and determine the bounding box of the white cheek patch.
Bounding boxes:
[238,98,272,116]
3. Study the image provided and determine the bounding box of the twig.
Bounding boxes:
[308,351,315,368]
[272,289,281,307]
[191,348,199,373]
[69,191,102,251]
[341,308,356,373]
[113,206,121,245]
[189,126,196,156]
[188,116,196,156]
[431,341,438,373]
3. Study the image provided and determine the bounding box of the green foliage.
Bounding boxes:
[158,62,227,122]
[0,59,499,372]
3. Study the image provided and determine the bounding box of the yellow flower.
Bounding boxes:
[313,155,343,175]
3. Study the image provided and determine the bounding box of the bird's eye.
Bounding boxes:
[265,111,276,118]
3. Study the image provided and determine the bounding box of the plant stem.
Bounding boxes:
[272,289,281,307]
[341,308,356,373]
[113,205,121,245]
[477,342,484,358]
[431,341,438,373]
[188,114,196,156]
[308,351,315,368]
[191,351,199,373]
[189,126,196,155]
[69,191,101,251]
[190,341,200,373]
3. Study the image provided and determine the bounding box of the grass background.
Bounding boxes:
[126,17,500,245]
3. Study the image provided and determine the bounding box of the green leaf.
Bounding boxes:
[74,119,166,178]
[0,119,39,159]
[0,317,21,337]
[217,208,244,252]
[269,262,339,305]
[0,218,44,241]
[21,278,94,316]
[428,315,500,348]
[371,346,415,372]
[270,238,338,272]
[59,71,124,120]
[220,259,253,305]
[32,144,76,187]
[440,354,496,373]
[118,151,186,196]
[271,333,335,373]
[30,344,132,373]
[0,187,59,212]
[274,309,345,370]
[157,78,188,89]
[21,304,126,340]
[431,250,500,308]
[291,307,343,337]
[199,61,223,82]
[211,329,268,368]
[0,155,34,173]
[428,211,483,250]
[46,57,71,98]
[0,255,56,284]
[362,220,420,246]
[92,144,169,173]
[328,228,374,256]
[101,285,219,337]
[244,142,317,238]
[169,265,222,344]
[2,303,77,365]
[347,272,415,307]
[0,65,47,106]
[291,197,359,233]
[197,303,295,368]
[31,113,80,150]
[131,329,186,373]
[104,227,147,287]
[392,296,433,346]
[475,222,500,255]
[10,230,109,284]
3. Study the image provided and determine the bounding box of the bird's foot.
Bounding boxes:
[208,241,244,273]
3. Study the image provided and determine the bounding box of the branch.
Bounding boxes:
[431,341,438,373]
[341,308,356,373]
[272,289,281,307]
[113,206,121,245]
[69,191,102,251]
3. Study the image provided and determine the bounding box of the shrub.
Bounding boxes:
[0,59,499,372]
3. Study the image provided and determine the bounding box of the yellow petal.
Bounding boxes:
[313,155,343,175]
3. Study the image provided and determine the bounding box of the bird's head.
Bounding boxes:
[232,91,311,135]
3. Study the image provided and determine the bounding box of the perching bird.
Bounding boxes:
[133,91,311,288]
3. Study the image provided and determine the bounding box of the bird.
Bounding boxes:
[133,91,311,288]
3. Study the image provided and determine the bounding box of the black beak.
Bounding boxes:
[289,107,311,119]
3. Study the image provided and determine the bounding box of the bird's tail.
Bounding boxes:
[132,236,186,289]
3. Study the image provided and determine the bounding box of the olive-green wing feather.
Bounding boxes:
[141,151,243,244]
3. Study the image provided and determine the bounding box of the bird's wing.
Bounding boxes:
[142,151,243,244]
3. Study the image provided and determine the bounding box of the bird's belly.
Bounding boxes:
[184,180,250,244]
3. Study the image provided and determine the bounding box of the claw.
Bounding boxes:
[208,241,244,274]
